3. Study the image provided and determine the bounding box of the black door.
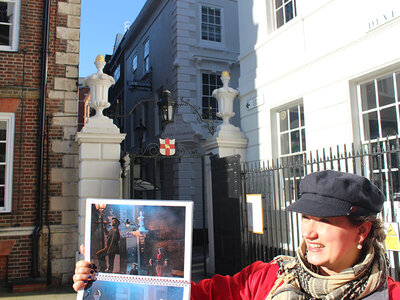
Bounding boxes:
[211,155,242,275]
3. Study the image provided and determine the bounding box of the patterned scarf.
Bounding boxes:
[266,240,388,300]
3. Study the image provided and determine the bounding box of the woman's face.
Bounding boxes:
[301,215,370,275]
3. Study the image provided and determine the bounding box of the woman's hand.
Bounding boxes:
[72,260,95,291]
[72,245,95,292]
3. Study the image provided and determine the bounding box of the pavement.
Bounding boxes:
[0,286,76,299]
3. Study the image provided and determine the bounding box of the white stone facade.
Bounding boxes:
[238,0,400,162]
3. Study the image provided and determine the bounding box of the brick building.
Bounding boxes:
[0,0,80,290]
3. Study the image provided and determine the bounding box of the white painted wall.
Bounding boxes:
[238,0,400,162]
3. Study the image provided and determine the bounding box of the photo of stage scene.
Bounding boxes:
[82,279,185,300]
[90,202,186,277]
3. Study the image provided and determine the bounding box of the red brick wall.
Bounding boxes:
[0,0,71,281]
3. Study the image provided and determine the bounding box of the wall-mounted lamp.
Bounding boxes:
[159,89,216,135]
[94,203,106,211]
[158,90,177,123]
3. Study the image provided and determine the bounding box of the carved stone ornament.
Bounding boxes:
[81,55,120,134]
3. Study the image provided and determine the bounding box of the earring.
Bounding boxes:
[357,244,363,250]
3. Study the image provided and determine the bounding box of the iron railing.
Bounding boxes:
[240,138,400,279]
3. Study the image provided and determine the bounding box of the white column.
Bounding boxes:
[75,55,126,250]
[202,71,248,273]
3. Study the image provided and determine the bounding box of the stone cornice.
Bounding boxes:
[76,132,126,144]
[0,226,35,236]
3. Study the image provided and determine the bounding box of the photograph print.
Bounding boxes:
[77,198,193,300]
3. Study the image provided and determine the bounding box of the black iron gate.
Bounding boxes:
[210,154,243,276]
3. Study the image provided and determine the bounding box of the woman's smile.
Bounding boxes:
[301,215,371,275]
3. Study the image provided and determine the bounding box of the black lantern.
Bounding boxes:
[135,119,147,148]
[158,90,176,123]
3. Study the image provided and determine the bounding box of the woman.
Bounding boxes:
[73,170,400,299]
[156,247,164,276]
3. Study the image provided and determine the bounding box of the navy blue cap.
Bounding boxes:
[286,170,385,217]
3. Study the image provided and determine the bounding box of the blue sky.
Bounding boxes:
[79,0,147,78]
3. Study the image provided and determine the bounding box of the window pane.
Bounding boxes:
[280,133,289,155]
[391,171,399,194]
[210,74,216,85]
[275,0,283,8]
[0,143,5,162]
[291,130,300,153]
[202,85,209,96]
[389,140,399,169]
[0,24,10,46]
[289,106,299,129]
[201,6,222,42]
[202,73,221,120]
[209,32,215,41]
[210,98,216,108]
[360,81,376,111]
[132,56,137,71]
[276,8,284,28]
[396,73,400,102]
[0,2,12,23]
[285,2,294,22]
[202,73,209,84]
[0,121,6,141]
[279,110,288,132]
[380,106,398,137]
[0,187,4,207]
[300,104,304,126]
[202,97,208,108]
[301,128,306,151]
[363,111,379,140]
[378,75,395,107]
[0,165,4,185]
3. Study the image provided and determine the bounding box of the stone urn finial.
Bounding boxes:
[84,55,115,119]
[212,71,238,127]
[79,55,121,134]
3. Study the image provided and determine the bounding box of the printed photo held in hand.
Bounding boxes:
[75,199,193,300]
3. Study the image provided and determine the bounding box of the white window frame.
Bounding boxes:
[273,0,297,30]
[277,102,306,158]
[358,73,400,142]
[143,39,150,74]
[132,54,138,73]
[357,71,400,202]
[0,113,14,213]
[0,0,20,51]
[201,72,222,120]
[199,4,225,47]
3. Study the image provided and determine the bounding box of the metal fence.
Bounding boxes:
[240,139,400,279]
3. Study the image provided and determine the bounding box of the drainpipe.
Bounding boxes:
[32,0,51,278]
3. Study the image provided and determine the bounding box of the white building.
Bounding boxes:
[238,0,400,163]
[236,0,400,273]
[105,0,240,244]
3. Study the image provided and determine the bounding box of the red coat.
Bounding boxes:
[191,261,400,300]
